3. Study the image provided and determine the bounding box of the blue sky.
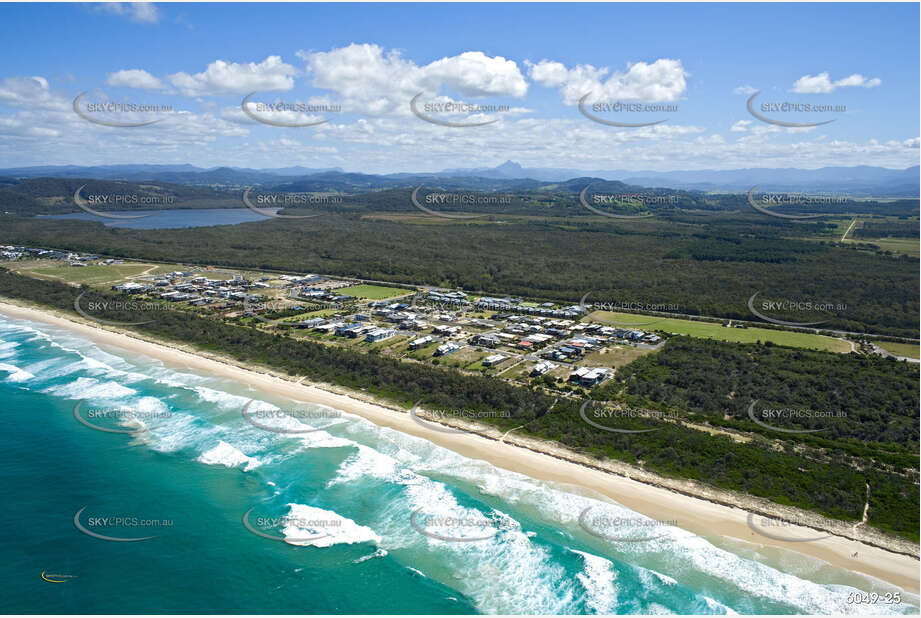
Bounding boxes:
[0,2,917,172]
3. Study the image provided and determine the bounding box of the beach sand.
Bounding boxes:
[1,298,918,595]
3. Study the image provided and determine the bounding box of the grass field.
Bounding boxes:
[18,262,157,287]
[336,284,412,299]
[587,311,851,353]
[583,344,654,369]
[877,341,920,359]
[856,237,920,258]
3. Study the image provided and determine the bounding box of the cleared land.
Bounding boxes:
[587,310,851,353]
[12,261,157,287]
[878,341,921,359]
[336,283,412,299]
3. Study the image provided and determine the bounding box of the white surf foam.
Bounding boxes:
[0,362,34,382]
[197,440,263,471]
[571,548,619,613]
[282,503,380,548]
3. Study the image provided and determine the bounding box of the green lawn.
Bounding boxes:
[27,263,155,287]
[336,284,412,300]
[588,311,851,353]
[877,341,920,359]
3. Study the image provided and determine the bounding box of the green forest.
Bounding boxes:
[0,203,917,337]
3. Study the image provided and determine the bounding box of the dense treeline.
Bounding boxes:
[853,220,919,239]
[0,177,238,215]
[0,206,916,336]
[0,269,917,539]
[595,337,919,453]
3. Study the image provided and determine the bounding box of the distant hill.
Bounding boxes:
[0,162,916,197]
[441,161,920,197]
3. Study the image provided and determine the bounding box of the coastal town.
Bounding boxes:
[1,244,666,390]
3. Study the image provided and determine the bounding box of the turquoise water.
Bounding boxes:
[0,313,917,615]
[44,208,271,229]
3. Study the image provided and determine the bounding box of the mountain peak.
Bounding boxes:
[496,160,523,172]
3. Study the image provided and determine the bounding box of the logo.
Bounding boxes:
[73,506,163,542]
[579,184,655,219]
[578,506,671,543]
[72,92,166,128]
[241,507,331,544]
[241,92,332,128]
[746,186,825,220]
[746,400,827,435]
[578,292,663,327]
[409,507,517,543]
[410,185,482,219]
[409,92,503,128]
[241,288,303,326]
[745,512,832,542]
[578,93,669,128]
[73,185,154,220]
[241,400,338,434]
[41,571,77,583]
[747,291,829,327]
[745,91,836,128]
[73,400,158,435]
[579,399,662,434]
[73,291,156,326]
[242,187,323,219]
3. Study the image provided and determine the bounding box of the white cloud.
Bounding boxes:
[168,56,297,97]
[94,3,160,24]
[106,69,166,90]
[298,44,528,116]
[792,72,881,94]
[733,85,758,96]
[730,119,752,132]
[528,58,687,104]
[0,76,67,111]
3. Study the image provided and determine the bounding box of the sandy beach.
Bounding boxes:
[1,297,918,595]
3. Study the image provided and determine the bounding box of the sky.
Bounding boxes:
[0,2,918,173]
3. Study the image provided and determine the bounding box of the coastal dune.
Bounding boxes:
[1,298,917,596]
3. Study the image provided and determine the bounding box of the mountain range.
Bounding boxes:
[0,162,917,196]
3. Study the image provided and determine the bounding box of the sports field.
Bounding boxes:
[587,310,851,353]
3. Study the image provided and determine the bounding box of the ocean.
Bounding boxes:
[0,312,917,615]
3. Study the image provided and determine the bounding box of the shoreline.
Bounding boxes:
[1,297,918,596]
